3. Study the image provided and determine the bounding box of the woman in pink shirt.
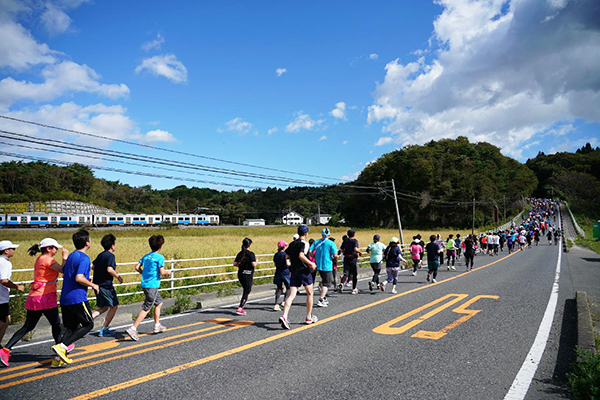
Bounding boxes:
[3,238,70,367]
[410,238,423,277]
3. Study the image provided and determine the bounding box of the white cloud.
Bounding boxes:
[225,117,253,134]
[135,54,188,83]
[330,101,347,119]
[374,137,393,146]
[340,171,359,181]
[369,53,379,60]
[267,127,278,135]
[367,0,600,160]
[142,33,164,52]
[285,112,324,133]
[0,61,130,108]
[0,20,57,71]
[549,137,600,154]
[342,140,348,145]
[275,68,287,77]
[319,135,327,141]
[41,4,72,36]
[141,129,176,143]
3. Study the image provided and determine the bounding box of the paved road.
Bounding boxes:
[0,241,574,400]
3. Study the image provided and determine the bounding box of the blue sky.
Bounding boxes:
[0,0,599,191]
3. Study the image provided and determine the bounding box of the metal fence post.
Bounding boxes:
[170,260,175,297]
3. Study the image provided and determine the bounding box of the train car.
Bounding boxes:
[145,214,163,225]
[26,214,51,226]
[56,214,80,226]
[199,214,219,225]
[0,215,5,226]
[94,214,126,226]
[163,214,194,225]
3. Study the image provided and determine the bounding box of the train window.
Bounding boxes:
[60,217,68,221]
[109,217,116,221]
[117,217,123,221]
[41,217,48,221]
[31,216,39,221]
[133,217,139,221]
[10,217,17,221]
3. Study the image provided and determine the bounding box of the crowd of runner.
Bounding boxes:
[0,199,561,366]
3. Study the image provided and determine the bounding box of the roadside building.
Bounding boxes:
[243,218,266,226]
[308,214,332,225]
[278,211,304,225]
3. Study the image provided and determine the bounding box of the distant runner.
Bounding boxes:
[366,235,386,291]
[426,235,442,283]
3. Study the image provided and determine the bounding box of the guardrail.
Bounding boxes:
[10,245,413,301]
[564,202,585,238]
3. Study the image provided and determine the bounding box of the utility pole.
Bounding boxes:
[176,198,179,214]
[472,197,476,236]
[503,195,506,223]
[391,179,404,245]
[317,202,321,226]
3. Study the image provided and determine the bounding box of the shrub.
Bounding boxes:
[567,347,600,400]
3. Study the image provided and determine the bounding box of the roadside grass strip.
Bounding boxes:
[70,251,520,400]
[0,319,254,389]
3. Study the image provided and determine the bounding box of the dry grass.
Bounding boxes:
[5,226,466,284]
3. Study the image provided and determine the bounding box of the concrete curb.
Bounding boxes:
[576,291,597,356]
[6,265,382,344]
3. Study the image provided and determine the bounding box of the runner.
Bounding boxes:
[435,234,445,264]
[125,235,170,341]
[366,234,386,291]
[506,233,514,254]
[410,236,423,276]
[2,239,70,368]
[51,230,98,365]
[425,235,442,283]
[91,234,122,336]
[463,234,476,271]
[272,240,290,311]
[518,232,527,251]
[310,227,338,307]
[0,240,24,367]
[329,237,339,291]
[279,225,317,329]
[380,237,406,294]
[547,229,552,245]
[338,230,362,295]
[455,234,462,260]
[446,234,457,270]
[233,238,257,316]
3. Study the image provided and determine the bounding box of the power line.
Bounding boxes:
[0,128,389,191]
[0,115,352,183]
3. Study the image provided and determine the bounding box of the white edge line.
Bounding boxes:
[504,225,562,399]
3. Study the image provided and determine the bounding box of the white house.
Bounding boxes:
[280,211,304,225]
[308,214,332,225]
[243,218,265,226]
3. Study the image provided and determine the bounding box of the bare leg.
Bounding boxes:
[92,306,108,320]
[305,284,314,318]
[153,303,163,324]
[282,287,299,319]
[132,309,150,329]
[103,306,119,327]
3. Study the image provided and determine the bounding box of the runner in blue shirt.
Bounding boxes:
[309,228,338,307]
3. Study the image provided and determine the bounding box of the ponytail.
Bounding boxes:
[239,238,252,265]
[28,244,41,257]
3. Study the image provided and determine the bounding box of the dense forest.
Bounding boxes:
[0,137,597,227]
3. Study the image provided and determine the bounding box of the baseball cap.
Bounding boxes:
[297,225,309,235]
[321,227,331,237]
[277,240,287,248]
[39,238,63,249]
[390,237,399,243]
[0,240,19,251]
[373,234,380,241]
[292,234,299,241]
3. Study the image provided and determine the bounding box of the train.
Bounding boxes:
[0,213,220,227]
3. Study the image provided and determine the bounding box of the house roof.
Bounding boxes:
[282,211,303,218]
[244,219,265,222]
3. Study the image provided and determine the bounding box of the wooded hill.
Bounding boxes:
[0,137,597,227]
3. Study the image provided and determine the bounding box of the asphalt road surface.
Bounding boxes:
[1,242,573,400]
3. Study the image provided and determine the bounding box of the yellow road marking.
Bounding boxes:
[412,295,499,340]
[71,252,519,400]
[372,294,468,335]
[0,319,238,387]
[0,317,232,378]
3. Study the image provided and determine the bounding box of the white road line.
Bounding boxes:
[9,270,414,350]
[504,226,562,399]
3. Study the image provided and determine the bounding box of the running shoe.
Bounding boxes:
[380,283,386,292]
[235,307,247,316]
[153,323,167,333]
[392,289,398,294]
[98,327,117,337]
[447,266,451,270]
[51,344,73,364]
[279,315,290,330]
[451,266,456,271]
[432,279,437,283]
[273,304,281,311]
[316,299,328,307]
[51,357,67,368]
[305,315,318,325]
[323,297,329,305]
[426,274,430,282]
[369,281,374,291]
[66,343,75,354]
[125,326,139,341]
[412,271,417,276]
[351,288,358,295]
[0,348,10,367]
[338,283,344,294]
